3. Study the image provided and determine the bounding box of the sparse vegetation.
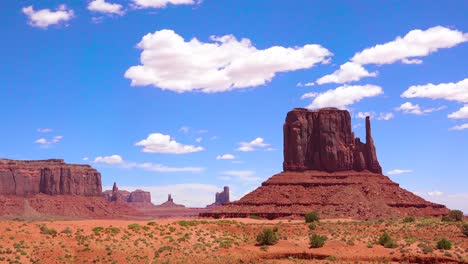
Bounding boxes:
[462,223,468,237]
[448,210,463,221]
[256,228,279,246]
[436,238,452,250]
[403,217,415,223]
[309,233,327,248]
[378,232,398,248]
[305,211,320,223]
[39,225,57,236]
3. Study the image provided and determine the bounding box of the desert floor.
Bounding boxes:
[0,217,466,263]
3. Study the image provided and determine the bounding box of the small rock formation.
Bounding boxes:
[215,186,230,205]
[202,108,449,220]
[0,159,101,196]
[156,194,185,208]
[102,183,152,204]
[283,108,382,173]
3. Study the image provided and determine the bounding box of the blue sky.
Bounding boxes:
[1,0,467,211]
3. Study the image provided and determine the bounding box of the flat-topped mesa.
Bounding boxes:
[0,159,101,196]
[215,186,230,205]
[283,108,382,173]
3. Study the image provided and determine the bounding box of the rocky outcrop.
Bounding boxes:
[215,186,230,205]
[283,108,382,173]
[0,159,101,196]
[102,183,152,204]
[156,194,185,208]
[202,108,449,220]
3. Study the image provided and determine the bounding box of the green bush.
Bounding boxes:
[127,223,141,232]
[448,210,463,221]
[60,227,72,235]
[403,217,415,223]
[309,233,327,248]
[308,223,316,230]
[378,232,398,248]
[250,215,262,220]
[256,228,279,246]
[92,227,104,235]
[305,211,320,223]
[39,225,57,236]
[441,215,452,222]
[436,238,452,250]
[462,223,468,237]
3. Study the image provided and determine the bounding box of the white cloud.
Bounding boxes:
[132,0,196,9]
[82,157,89,161]
[300,92,318,100]
[427,191,444,197]
[94,154,123,164]
[236,137,269,152]
[37,128,53,133]
[94,154,203,172]
[351,26,468,65]
[448,105,468,119]
[195,137,203,143]
[401,58,423,64]
[265,147,276,151]
[401,78,468,103]
[179,126,190,133]
[450,123,468,131]
[88,0,124,15]
[396,102,445,115]
[377,112,394,120]
[387,169,412,175]
[34,135,63,145]
[135,133,204,154]
[316,62,377,85]
[22,5,74,28]
[125,29,332,93]
[355,111,394,121]
[355,111,374,119]
[216,154,235,160]
[306,84,383,109]
[297,82,315,87]
[222,170,261,182]
[107,184,220,207]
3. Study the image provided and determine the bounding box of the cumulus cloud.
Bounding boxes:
[401,78,468,103]
[125,29,332,93]
[82,157,89,161]
[448,105,468,119]
[94,154,203,172]
[427,191,444,197]
[132,0,197,9]
[356,111,394,121]
[88,0,124,15]
[107,184,220,207]
[236,137,269,152]
[135,133,204,154]
[351,26,468,65]
[37,128,53,133]
[216,154,235,160]
[377,112,395,121]
[297,82,315,87]
[34,135,63,145]
[300,92,318,100]
[222,170,261,182]
[396,102,446,115]
[94,154,123,164]
[387,169,412,175]
[450,123,468,131]
[195,137,203,143]
[305,84,383,109]
[22,5,74,28]
[316,62,377,85]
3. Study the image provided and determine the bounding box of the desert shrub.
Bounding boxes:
[436,238,452,250]
[378,232,398,248]
[60,227,72,235]
[308,223,316,230]
[249,215,262,220]
[448,210,463,221]
[441,215,452,222]
[305,211,320,223]
[147,221,157,226]
[462,223,468,237]
[92,227,104,235]
[105,227,120,235]
[178,220,198,227]
[403,217,415,223]
[309,233,327,248]
[256,228,279,246]
[418,243,433,254]
[39,225,57,236]
[127,223,141,232]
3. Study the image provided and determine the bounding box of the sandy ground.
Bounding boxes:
[0,217,466,263]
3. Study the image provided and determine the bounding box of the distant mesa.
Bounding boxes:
[102,182,154,208]
[215,186,230,205]
[202,108,449,220]
[155,194,185,208]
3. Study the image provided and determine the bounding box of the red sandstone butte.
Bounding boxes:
[202,108,449,220]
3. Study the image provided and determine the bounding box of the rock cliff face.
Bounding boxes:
[283,108,382,173]
[156,194,185,208]
[215,187,230,205]
[201,108,449,220]
[0,159,101,196]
